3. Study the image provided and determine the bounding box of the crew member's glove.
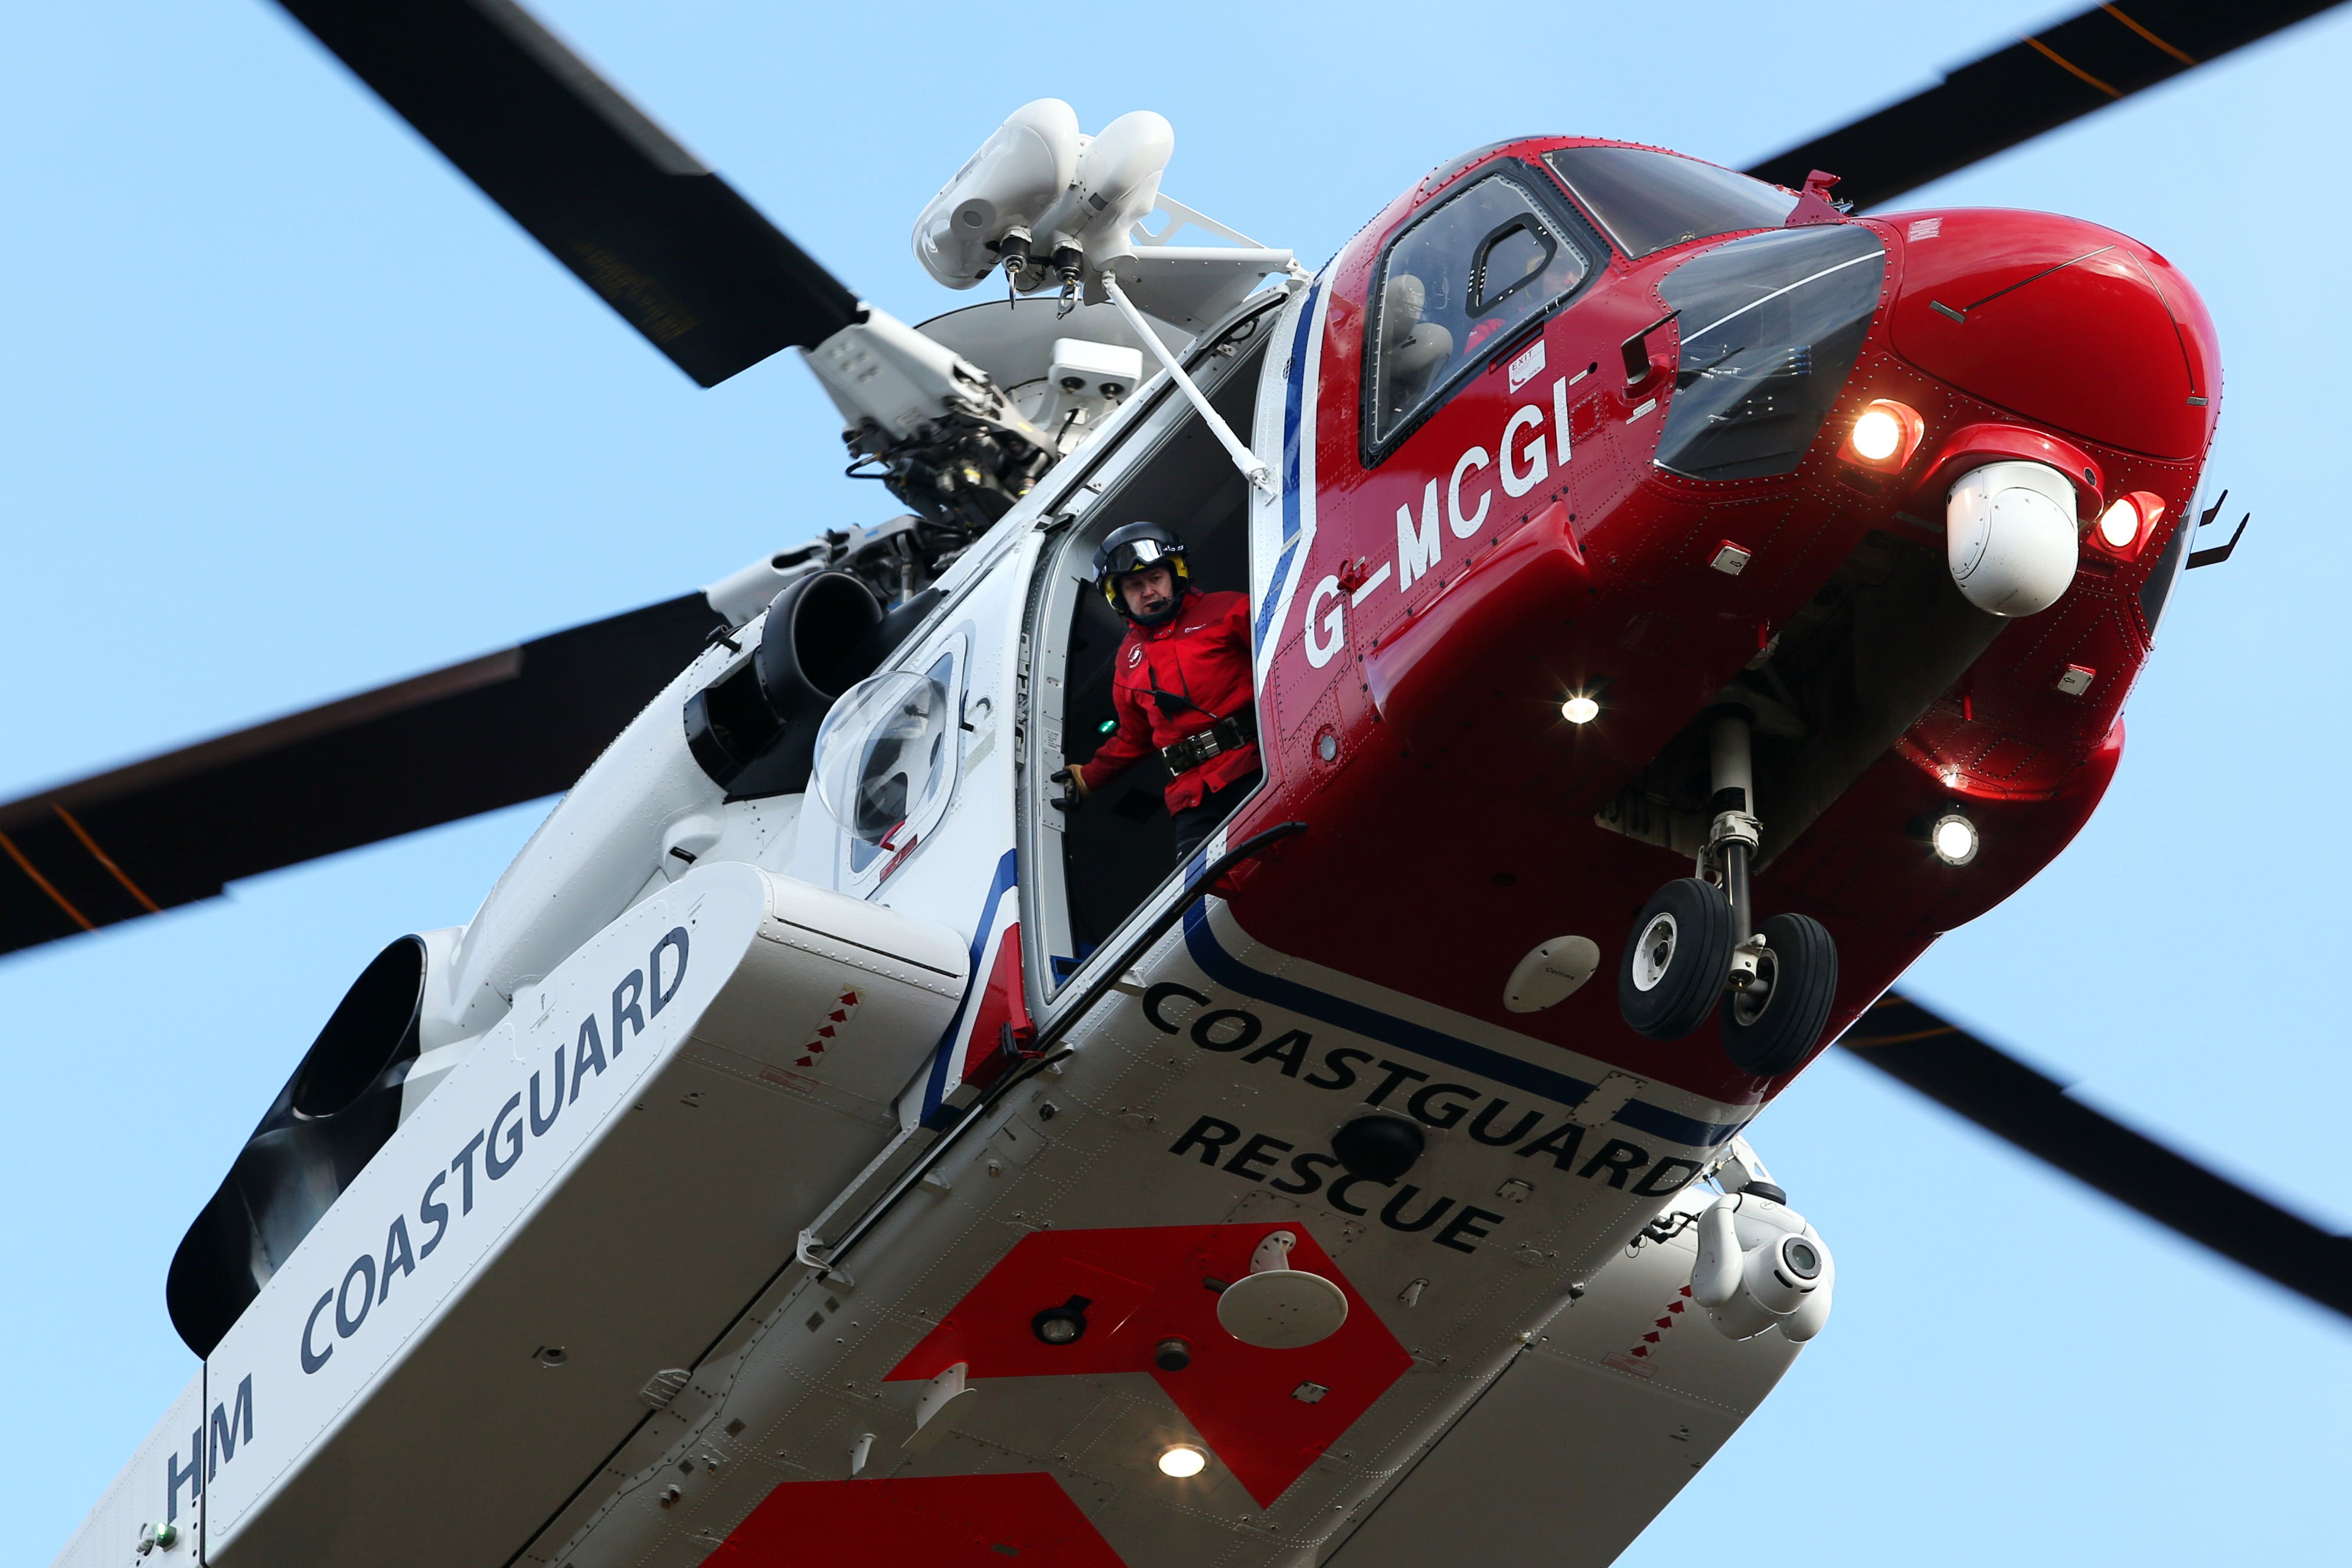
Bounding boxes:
[1049,766,1088,812]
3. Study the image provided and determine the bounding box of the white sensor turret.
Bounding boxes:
[1946,459,2081,616]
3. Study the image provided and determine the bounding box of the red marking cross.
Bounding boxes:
[889,1225,1412,1506]
[707,1473,1120,1568]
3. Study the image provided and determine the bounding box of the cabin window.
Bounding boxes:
[1542,145,1796,260]
[810,643,965,889]
[1364,169,1595,454]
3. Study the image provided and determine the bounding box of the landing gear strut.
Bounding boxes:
[1616,704,1838,1073]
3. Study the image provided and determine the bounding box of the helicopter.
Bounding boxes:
[16,1,2352,1564]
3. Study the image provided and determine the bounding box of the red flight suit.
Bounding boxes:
[1077,589,1258,811]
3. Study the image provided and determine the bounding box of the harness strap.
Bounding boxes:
[1160,707,1257,775]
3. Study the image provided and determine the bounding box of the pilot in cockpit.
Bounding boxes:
[1051,521,1260,864]
[1378,272,1456,424]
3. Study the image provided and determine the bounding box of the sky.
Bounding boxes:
[5,1,2348,1561]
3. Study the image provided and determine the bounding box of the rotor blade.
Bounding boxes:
[0,592,724,959]
[274,0,861,385]
[1845,993,2352,1321]
[1745,1,2347,210]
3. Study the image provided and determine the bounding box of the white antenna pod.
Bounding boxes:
[911,99,1082,289]
[1044,109,1175,272]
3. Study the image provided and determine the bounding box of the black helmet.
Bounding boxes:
[1092,521,1190,622]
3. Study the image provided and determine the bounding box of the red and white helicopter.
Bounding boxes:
[16,2,2350,1565]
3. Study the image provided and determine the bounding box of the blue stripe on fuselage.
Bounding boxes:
[1179,900,1741,1148]
[920,848,1020,1118]
[1255,282,1323,647]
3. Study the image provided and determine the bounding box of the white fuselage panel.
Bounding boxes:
[54,865,966,1568]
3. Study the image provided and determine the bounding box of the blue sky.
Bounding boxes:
[5,2,2348,1560]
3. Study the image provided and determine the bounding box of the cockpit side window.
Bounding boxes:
[1541,145,1796,260]
[1364,169,1596,458]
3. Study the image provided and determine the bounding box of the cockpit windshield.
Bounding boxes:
[1651,224,1887,482]
[1542,145,1796,259]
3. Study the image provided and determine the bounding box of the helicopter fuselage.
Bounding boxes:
[54,135,2216,1568]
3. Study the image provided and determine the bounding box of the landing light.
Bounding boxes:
[1561,695,1600,725]
[1158,1443,1208,1478]
[2095,491,2165,556]
[1851,408,1903,462]
[1031,1297,1090,1345]
[2097,498,2139,550]
[1930,811,1979,867]
[1841,398,1924,470]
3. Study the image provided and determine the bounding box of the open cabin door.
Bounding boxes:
[1017,297,1283,1008]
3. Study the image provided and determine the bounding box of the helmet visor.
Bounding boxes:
[1100,537,1180,581]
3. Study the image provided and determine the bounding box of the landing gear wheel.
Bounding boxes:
[1618,878,1733,1040]
[1721,913,1838,1076]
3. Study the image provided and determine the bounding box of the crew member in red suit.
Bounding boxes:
[1052,521,1260,863]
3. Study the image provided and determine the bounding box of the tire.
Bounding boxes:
[1721,913,1838,1076]
[1618,878,1733,1040]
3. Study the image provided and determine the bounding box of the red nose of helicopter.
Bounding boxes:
[1282,178,2227,1105]
[1882,208,2218,461]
